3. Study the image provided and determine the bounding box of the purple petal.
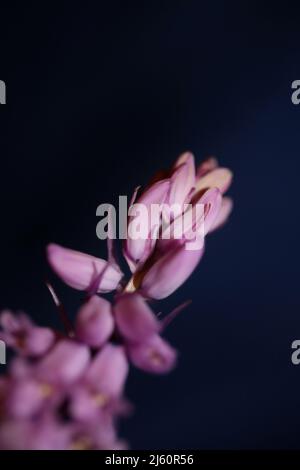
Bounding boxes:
[141,243,204,299]
[75,296,114,348]
[47,243,123,292]
[114,293,160,343]
[128,334,177,374]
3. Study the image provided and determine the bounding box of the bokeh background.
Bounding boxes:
[1,1,300,449]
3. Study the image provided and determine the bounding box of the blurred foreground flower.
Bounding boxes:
[0,152,232,449]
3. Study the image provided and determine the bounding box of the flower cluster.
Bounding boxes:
[0,152,232,449]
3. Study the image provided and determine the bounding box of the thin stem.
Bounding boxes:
[45,281,74,337]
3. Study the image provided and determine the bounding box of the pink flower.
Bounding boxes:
[210,196,233,232]
[124,179,170,272]
[194,157,233,232]
[0,311,55,357]
[194,166,233,195]
[128,334,177,374]
[69,344,129,422]
[196,156,218,178]
[114,293,177,373]
[3,341,90,420]
[6,380,52,419]
[36,340,90,386]
[0,150,233,450]
[47,243,123,292]
[122,152,232,299]
[69,417,128,450]
[0,416,72,450]
[75,295,114,348]
[167,152,196,209]
[114,292,160,342]
[158,186,222,253]
[140,243,204,299]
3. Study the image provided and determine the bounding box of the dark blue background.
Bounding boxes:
[1,1,300,448]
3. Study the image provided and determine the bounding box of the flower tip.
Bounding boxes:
[75,296,114,348]
[195,167,233,195]
[128,335,177,374]
[46,243,63,259]
[174,151,195,169]
[46,243,123,293]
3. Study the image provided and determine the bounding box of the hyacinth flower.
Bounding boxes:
[0,151,232,449]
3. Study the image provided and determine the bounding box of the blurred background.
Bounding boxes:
[0,1,300,449]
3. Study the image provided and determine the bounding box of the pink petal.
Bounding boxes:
[168,152,196,207]
[174,151,195,168]
[198,187,222,235]
[9,357,32,379]
[128,334,177,374]
[138,179,170,206]
[159,201,204,253]
[196,156,218,178]
[209,197,233,232]
[141,243,204,299]
[0,311,55,357]
[0,310,23,333]
[47,243,123,292]
[114,293,160,343]
[86,344,128,397]
[37,340,90,386]
[6,379,45,419]
[75,296,114,348]
[0,419,71,450]
[194,167,233,194]
[24,326,55,357]
[124,179,170,270]
[158,187,221,252]
[69,387,100,423]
